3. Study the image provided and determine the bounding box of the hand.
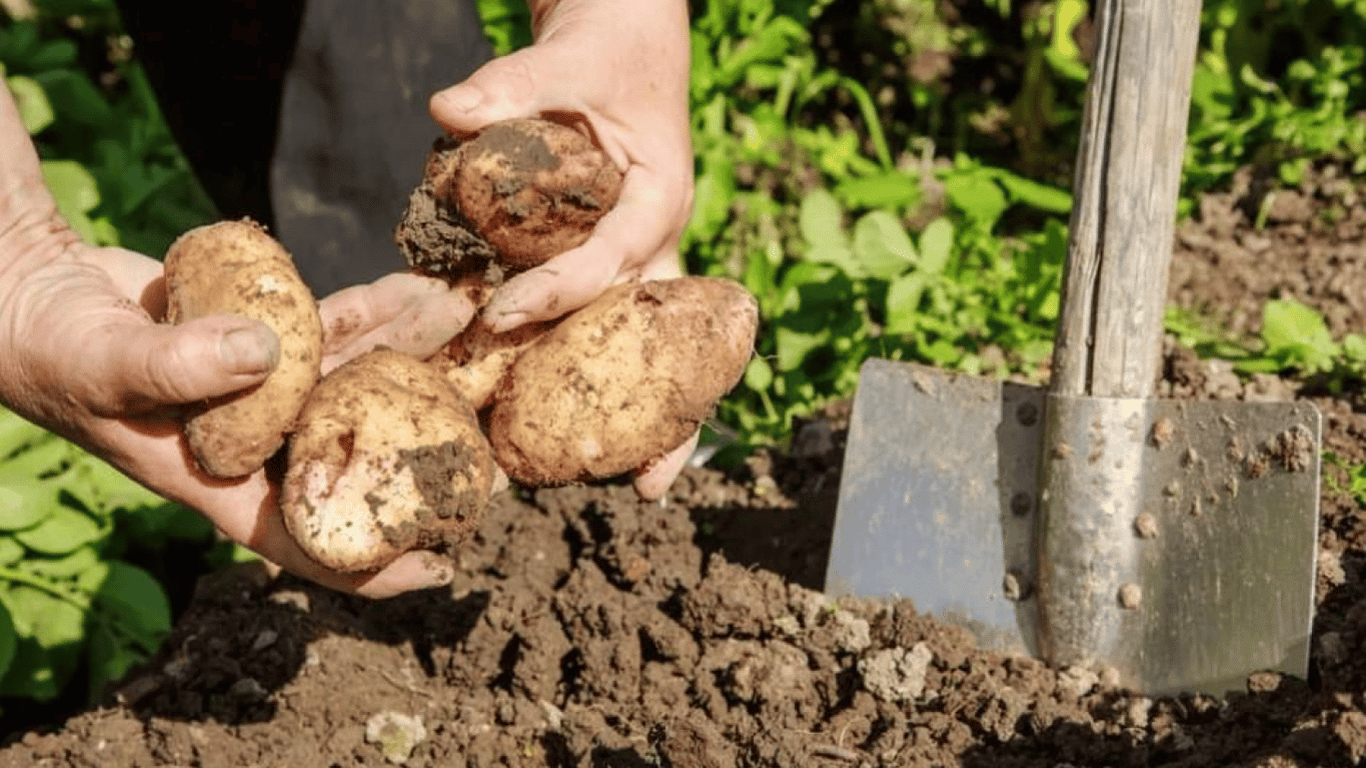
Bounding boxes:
[430,0,696,500]
[0,90,478,597]
[0,237,478,598]
[430,0,693,332]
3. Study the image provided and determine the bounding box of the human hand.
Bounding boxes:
[430,0,692,331]
[429,0,695,500]
[0,139,477,596]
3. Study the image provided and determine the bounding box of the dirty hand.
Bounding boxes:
[429,0,694,500]
[2,89,478,597]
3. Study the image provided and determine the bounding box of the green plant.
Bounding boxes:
[1186,0,1366,201]
[2,2,216,256]
[472,0,1366,453]
[1167,297,1366,392]
[0,407,216,709]
[0,4,224,712]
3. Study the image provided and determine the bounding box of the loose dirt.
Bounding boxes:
[4,165,1366,767]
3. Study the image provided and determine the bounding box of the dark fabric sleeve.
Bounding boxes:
[113,0,306,227]
[113,0,494,295]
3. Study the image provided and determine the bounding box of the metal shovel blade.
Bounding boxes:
[826,358,1321,696]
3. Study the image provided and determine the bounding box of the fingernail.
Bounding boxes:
[440,86,483,113]
[487,310,528,334]
[220,326,280,374]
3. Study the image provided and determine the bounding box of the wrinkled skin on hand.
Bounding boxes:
[430,0,696,500]
[2,88,477,596]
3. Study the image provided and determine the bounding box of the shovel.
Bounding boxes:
[824,0,1322,696]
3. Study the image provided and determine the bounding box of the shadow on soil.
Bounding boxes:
[110,563,491,726]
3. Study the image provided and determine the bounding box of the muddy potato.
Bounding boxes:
[432,319,555,411]
[488,277,759,486]
[164,219,323,478]
[282,348,496,573]
[395,118,624,278]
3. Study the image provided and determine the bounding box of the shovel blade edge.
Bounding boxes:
[826,358,1320,696]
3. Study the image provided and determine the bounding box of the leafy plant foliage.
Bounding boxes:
[1,0,220,712]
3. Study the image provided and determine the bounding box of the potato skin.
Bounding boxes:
[488,277,759,486]
[432,319,554,411]
[281,349,496,573]
[164,219,323,478]
[395,119,624,278]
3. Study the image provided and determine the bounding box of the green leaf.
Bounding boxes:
[5,583,84,655]
[0,602,16,682]
[0,537,24,566]
[917,218,955,275]
[0,483,54,532]
[1260,299,1338,371]
[744,357,774,391]
[944,173,1008,224]
[40,160,100,215]
[32,69,114,128]
[775,324,829,371]
[13,507,105,555]
[0,637,59,701]
[885,273,929,336]
[40,160,104,244]
[0,435,72,480]
[92,561,170,651]
[799,189,846,248]
[19,546,99,579]
[835,171,921,210]
[63,455,164,517]
[996,173,1074,213]
[852,210,917,280]
[87,622,141,703]
[689,154,737,243]
[6,75,53,134]
[1342,333,1366,364]
[0,409,52,460]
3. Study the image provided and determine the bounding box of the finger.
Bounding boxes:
[320,273,461,352]
[320,274,480,372]
[322,292,477,373]
[233,503,456,598]
[483,169,684,331]
[632,429,699,502]
[429,49,548,133]
[80,315,279,415]
[352,551,458,599]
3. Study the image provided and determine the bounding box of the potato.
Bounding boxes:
[431,319,555,411]
[281,348,496,572]
[395,118,623,279]
[164,219,323,478]
[487,277,759,486]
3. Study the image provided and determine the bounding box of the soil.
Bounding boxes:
[4,165,1366,767]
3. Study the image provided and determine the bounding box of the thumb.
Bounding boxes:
[82,315,281,415]
[429,48,554,133]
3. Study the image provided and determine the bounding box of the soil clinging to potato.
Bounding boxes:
[394,119,623,280]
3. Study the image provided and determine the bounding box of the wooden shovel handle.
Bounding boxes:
[1049,0,1202,399]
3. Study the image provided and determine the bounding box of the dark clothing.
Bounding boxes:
[113,0,492,295]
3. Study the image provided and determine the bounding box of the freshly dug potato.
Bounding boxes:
[487,277,759,486]
[281,348,496,573]
[164,219,323,478]
[395,118,624,278]
[431,319,555,411]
